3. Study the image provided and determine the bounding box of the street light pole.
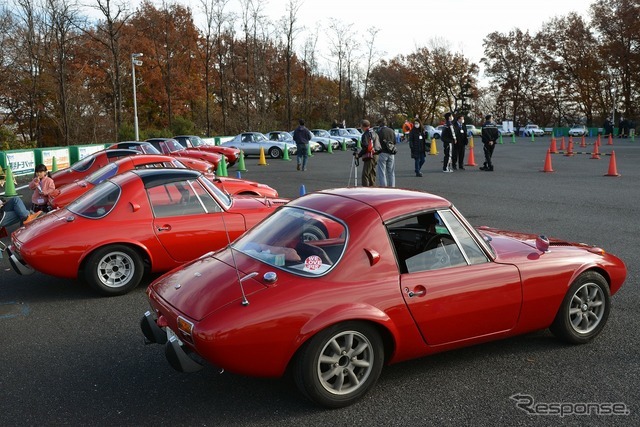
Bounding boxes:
[131,53,143,141]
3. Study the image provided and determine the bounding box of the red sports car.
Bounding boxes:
[51,149,139,187]
[7,169,288,296]
[141,187,627,408]
[49,155,278,209]
[173,135,240,167]
[107,141,217,173]
[145,138,224,170]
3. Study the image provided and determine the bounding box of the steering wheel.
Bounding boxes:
[421,233,453,252]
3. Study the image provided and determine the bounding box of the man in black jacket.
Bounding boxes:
[441,112,456,173]
[354,119,381,186]
[293,118,313,171]
[480,114,499,171]
[452,114,468,170]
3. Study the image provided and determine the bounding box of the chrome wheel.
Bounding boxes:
[84,245,144,296]
[316,330,375,395]
[293,321,384,408]
[568,282,606,334]
[550,271,610,344]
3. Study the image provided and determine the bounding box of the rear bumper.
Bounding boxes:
[140,311,203,373]
[6,247,35,275]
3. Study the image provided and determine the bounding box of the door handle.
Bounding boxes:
[157,225,171,231]
[405,287,426,298]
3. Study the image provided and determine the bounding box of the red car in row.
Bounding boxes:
[49,154,278,209]
[8,169,288,296]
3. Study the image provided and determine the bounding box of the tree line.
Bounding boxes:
[0,0,638,148]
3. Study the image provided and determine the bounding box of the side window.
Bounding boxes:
[388,211,467,273]
[439,210,488,265]
[148,179,219,217]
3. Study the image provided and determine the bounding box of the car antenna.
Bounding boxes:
[218,202,250,306]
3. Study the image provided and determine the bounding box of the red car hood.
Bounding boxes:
[149,252,270,320]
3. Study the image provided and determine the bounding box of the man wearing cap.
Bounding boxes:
[480,114,499,171]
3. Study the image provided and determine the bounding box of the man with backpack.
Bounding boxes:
[354,119,381,186]
[376,119,397,187]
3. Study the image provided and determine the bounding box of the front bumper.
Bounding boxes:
[140,311,203,373]
[6,247,35,275]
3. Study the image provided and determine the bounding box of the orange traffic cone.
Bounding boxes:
[465,146,476,166]
[564,140,574,156]
[549,138,558,154]
[607,134,613,145]
[541,149,554,173]
[580,135,586,148]
[604,151,620,177]
[590,140,600,160]
[559,137,566,151]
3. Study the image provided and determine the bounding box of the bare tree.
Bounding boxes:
[328,20,349,123]
[198,0,232,136]
[84,0,133,140]
[281,0,302,127]
[43,0,82,145]
[361,27,379,118]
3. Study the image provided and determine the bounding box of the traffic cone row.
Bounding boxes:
[540,145,620,176]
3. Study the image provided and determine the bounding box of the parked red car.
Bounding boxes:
[7,169,288,296]
[145,138,224,170]
[50,149,139,187]
[173,135,240,167]
[107,141,216,173]
[141,187,627,408]
[49,155,278,209]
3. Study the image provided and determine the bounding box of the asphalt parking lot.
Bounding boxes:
[1,136,639,426]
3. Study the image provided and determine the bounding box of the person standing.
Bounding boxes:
[452,114,468,170]
[293,119,313,171]
[440,112,456,173]
[376,119,397,187]
[28,163,56,212]
[603,118,614,138]
[402,119,413,142]
[480,114,499,171]
[408,119,427,176]
[354,119,381,187]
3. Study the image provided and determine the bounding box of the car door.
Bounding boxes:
[148,178,245,262]
[392,210,522,346]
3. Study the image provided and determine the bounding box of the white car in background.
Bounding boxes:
[522,124,545,137]
[568,125,587,137]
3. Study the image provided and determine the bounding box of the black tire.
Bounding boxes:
[268,146,282,159]
[302,224,327,241]
[550,271,611,344]
[293,321,384,408]
[83,245,145,296]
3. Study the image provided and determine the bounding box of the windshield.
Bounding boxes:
[233,207,346,276]
[85,162,119,185]
[71,155,96,172]
[200,176,232,209]
[67,180,120,219]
